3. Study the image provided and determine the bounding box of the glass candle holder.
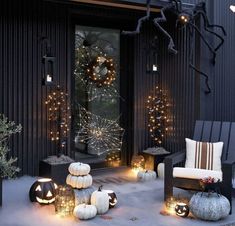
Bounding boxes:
[55,185,75,217]
[131,155,145,173]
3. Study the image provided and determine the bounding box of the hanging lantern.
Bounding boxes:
[29,178,57,204]
[104,190,118,208]
[131,155,145,173]
[55,185,75,217]
[175,202,190,217]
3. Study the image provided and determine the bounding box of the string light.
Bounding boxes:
[45,86,70,153]
[76,105,125,156]
[146,86,169,146]
[74,45,120,102]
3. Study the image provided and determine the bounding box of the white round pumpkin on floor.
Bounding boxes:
[68,162,91,176]
[137,170,156,181]
[91,186,109,214]
[73,204,97,220]
[66,174,92,189]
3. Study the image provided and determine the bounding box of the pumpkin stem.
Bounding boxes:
[145,170,148,173]
[98,185,103,191]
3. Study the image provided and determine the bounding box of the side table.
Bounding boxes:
[142,147,170,174]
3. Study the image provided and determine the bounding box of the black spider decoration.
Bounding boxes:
[122,0,226,94]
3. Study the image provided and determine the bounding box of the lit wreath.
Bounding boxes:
[86,56,116,87]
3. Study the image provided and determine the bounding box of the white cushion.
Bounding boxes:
[185,138,223,171]
[173,167,222,181]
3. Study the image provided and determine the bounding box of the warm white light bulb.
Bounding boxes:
[230,5,235,12]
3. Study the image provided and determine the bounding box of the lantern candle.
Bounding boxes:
[55,185,75,217]
[131,155,145,174]
[175,202,189,217]
[29,178,57,205]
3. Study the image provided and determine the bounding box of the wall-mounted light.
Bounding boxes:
[230,5,235,13]
[42,37,56,86]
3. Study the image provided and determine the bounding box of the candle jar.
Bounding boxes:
[55,185,75,217]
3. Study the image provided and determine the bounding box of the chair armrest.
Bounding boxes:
[222,160,235,185]
[164,150,186,166]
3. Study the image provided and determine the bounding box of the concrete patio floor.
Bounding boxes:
[0,169,234,226]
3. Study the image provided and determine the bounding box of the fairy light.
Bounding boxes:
[45,86,70,151]
[74,44,120,102]
[76,105,124,156]
[146,86,169,146]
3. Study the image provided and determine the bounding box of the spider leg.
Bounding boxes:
[122,0,151,35]
[189,25,211,94]
[153,4,178,54]
[189,22,216,64]
[194,10,226,52]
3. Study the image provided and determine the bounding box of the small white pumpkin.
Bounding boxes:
[157,163,164,179]
[66,174,92,189]
[69,162,91,176]
[73,204,97,220]
[137,170,156,181]
[91,186,109,214]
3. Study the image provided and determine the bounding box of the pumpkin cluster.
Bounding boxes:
[65,162,117,220]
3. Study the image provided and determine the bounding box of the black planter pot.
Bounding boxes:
[0,177,2,206]
[39,160,72,185]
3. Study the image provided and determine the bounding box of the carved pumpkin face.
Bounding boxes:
[175,203,189,217]
[29,178,57,204]
[104,190,117,208]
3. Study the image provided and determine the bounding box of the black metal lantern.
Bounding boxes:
[104,190,117,208]
[29,178,57,204]
[175,202,190,217]
[41,37,56,86]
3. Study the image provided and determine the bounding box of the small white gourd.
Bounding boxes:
[73,204,97,220]
[137,170,156,181]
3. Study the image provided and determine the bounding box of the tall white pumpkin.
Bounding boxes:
[91,186,109,214]
[157,163,164,179]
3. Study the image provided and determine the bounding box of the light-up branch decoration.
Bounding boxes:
[147,86,169,146]
[122,0,226,94]
[76,105,124,156]
[45,86,70,156]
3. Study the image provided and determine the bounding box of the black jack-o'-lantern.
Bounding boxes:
[29,178,57,204]
[104,190,117,208]
[175,202,189,217]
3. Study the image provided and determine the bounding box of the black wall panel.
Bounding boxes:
[2,0,233,176]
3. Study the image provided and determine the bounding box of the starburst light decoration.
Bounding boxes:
[76,106,124,156]
[147,86,169,146]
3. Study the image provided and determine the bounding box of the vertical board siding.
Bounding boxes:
[133,17,198,154]
[212,0,235,121]
[0,0,69,175]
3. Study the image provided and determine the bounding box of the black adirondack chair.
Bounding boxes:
[164,121,235,212]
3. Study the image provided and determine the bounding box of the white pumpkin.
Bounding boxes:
[66,174,92,189]
[69,162,91,176]
[91,186,109,214]
[157,163,164,179]
[73,204,97,220]
[137,170,156,181]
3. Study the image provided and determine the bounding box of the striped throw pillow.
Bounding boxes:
[185,138,223,171]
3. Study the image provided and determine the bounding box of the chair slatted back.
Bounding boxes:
[193,120,235,161]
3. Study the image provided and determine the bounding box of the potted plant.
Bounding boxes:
[0,114,21,205]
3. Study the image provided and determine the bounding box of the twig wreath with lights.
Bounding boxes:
[147,86,169,146]
[76,105,125,156]
[86,56,116,87]
[74,35,120,102]
[45,86,70,156]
